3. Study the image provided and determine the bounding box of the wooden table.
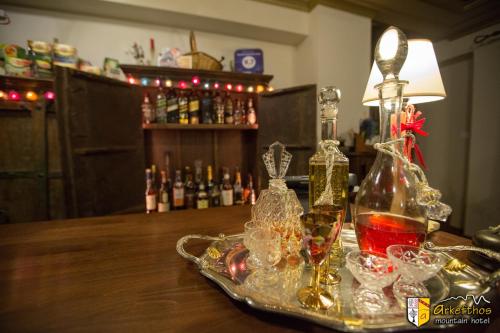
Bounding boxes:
[0,206,497,332]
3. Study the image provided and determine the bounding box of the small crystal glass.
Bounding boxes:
[386,245,446,303]
[244,220,261,269]
[297,212,342,310]
[247,229,282,287]
[346,250,398,314]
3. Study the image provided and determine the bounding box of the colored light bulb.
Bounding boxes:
[203,82,210,89]
[236,84,243,92]
[214,82,220,89]
[141,78,149,86]
[25,91,39,101]
[225,83,232,91]
[128,77,136,84]
[247,86,254,93]
[165,79,173,87]
[8,90,20,101]
[256,85,264,93]
[44,91,55,100]
[179,81,187,89]
[192,76,200,86]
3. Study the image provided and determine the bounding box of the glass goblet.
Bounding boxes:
[386,245,446,304]
[243,220,261,269]
[247,229,282,287]
[297,212,342,310]
[345,250,397,314]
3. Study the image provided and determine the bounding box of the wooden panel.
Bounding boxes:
[0,178,39,223]
[55,67,145,218]
[257,84,317,188]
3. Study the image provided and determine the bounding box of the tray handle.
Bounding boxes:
[176,234,226,265]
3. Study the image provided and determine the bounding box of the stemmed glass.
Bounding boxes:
[345,250,398,314]
[247,229,282,288]
[387,245,446,303]
[297,212,342,310]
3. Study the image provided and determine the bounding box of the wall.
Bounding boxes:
[0,8,296,88]
[296,5,371,142]
[419,23,500,235]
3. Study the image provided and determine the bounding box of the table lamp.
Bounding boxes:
[362,39,446,106]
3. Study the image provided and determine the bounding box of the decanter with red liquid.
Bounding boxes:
[354,27,428,256]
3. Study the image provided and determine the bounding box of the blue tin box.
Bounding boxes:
[234,49,264,74]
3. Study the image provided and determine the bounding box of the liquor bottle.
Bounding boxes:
[188,92,200,124]
[151,164,158,193]
[309,87,349,218]
[164,152,173,194]
[246,98,257,125]
[309,87,349,279]
[194,160,203,190]
[221,168,234,206]
[207,165,220,207]
[233,99,242,125]
[172,169,185,209]
[184,166,196,209]
[214,92,224,124]
[233,168,244,205]
[166,89,179,123]
[156,87,167,123]
[224,94,234,124]
[142,93,154,124]
[145,168,157,213]
[243,173,256,205]
[178,91,189,124]
[201,91,213,124]
[196,182,209,209]
[158,170,170,212]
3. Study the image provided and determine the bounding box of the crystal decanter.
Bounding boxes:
[354,27,451,256]
[252,142,304,262]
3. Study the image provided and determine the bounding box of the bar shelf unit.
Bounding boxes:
[121,65,273,190]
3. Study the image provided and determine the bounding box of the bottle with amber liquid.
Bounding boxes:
[308,87,349,284]
[158,170,170,212]
[184,166,196,209]
[214,92,224,124]
[207,165,220,207]
[172,170,185,209]
[145,168,157,214]
[166,89,179,123]
[224,94,234,124]
[233,167,244,205]
[246,98,257,125]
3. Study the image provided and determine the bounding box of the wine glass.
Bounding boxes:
[247,229,282,288]
[297,212,342,310]
[345,250,398,314]
[386,245,446,304]
[243,220,261,268]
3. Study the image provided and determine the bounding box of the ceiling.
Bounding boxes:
[254,0,500,40]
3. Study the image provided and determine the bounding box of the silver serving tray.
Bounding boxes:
[177,229,497,332]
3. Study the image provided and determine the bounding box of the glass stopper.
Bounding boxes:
[375,26,408,80]
[263,141,292,179]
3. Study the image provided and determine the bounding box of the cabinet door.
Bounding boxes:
[55,67,145,218]
[257,84,316,187]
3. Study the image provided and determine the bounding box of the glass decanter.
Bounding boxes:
[354,27,428,257]
[252,142,303,263]
[308,87,349,284]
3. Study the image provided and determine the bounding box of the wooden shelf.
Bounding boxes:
[121,65,273,86]
[143,123,258,130]
[0,75,54,90]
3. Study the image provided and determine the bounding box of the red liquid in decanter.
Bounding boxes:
[355,212,426,257]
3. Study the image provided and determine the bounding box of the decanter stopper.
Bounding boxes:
[375,26,408,80]
[319,86,341,121]
[263,141,292,180]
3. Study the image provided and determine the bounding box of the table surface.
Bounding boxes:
[0,206,494,332]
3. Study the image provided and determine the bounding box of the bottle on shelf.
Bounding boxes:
[142,93,155,124]
[194,159,203,190]
[164,151,173,194]
[196,182,209,209]
[188,92,200,124]
[207,165,220,207]
[246,98,257,125]
[172,169,185,209]
[243,173,256,205]
[233,99,242,125]
[151,164,157,191]
[214,92,224,124]
[178,91,189,125]
[145,168,157,214]
[201,91,213,124]
[166,89,179,123]
[158,170,170,212]
[233,167,244,205]
[221,167,234,206]
[184,166,196,209]
[224,94,234,125]
[156,87,167,123]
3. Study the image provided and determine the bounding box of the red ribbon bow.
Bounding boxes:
[391,105,428,169]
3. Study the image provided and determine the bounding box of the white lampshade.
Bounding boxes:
[362,39,446,106]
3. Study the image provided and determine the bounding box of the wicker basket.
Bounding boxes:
[182,31,223,71]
